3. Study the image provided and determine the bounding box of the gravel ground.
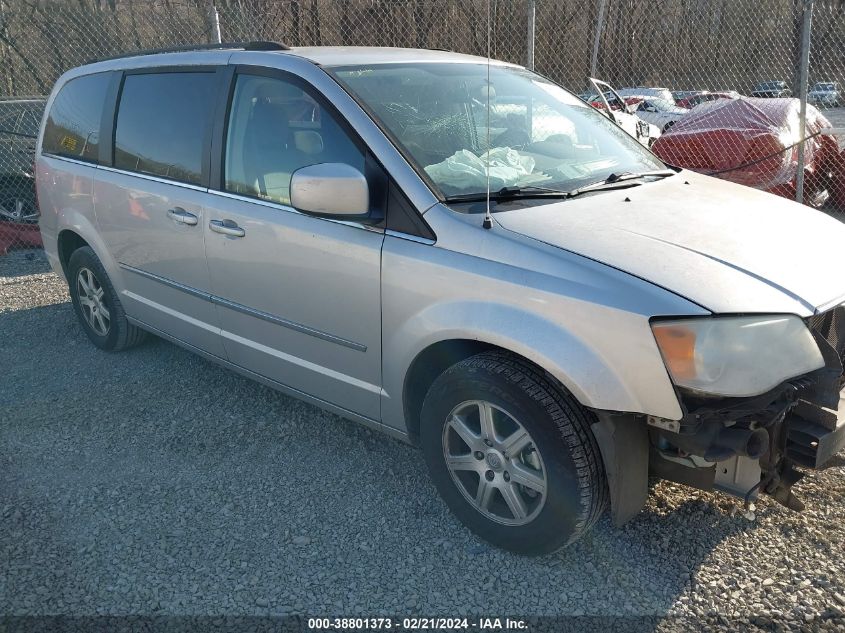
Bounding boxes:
[2,252,845,631]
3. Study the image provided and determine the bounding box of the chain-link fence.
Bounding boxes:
[0,0,843,258]
[0,96,42,254]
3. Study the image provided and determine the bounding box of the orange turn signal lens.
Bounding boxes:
[652,324,697,381]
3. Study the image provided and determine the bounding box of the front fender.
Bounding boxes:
[380,211,705,434]
[383,299,643,422]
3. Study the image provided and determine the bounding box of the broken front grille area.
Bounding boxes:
[787,304,845,468]
[808,304,845,383]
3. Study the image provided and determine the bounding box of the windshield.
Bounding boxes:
[330,63,664,199]
[757,81,783,90]
[813,83,835,91]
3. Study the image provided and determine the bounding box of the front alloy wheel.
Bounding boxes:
[420,351,608,555]
[443,400,547,526]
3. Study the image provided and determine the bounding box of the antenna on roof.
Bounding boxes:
[482,0,494,230]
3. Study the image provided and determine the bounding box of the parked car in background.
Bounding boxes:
[674,91,741,109]
[671,90,696,102]
[674,91,715,109]
[0,97,46,253]
[808,82,841,108]
[37,45,845,556]
[626,96,688,131]
[587,78,661,146]
[711,90,742,100]
[617,86,674,104]
[577,89,619,108]
[751,81,791,98]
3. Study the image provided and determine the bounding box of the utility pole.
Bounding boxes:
[525,0,535,71]
[590,0,609,78]
[795,0,814,205]
[208,3,222,44]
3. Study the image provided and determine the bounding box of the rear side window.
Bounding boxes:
[114,72,216,186]
[42,72,111,163]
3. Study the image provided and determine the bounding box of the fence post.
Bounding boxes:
[525,0,535,71]
[208,3,222,44]
[590,0,609,78]
[796,0,814,205]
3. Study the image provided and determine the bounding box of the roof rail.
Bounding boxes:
[87,41,289,64]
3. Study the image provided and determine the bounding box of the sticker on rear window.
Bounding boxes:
[60,135,77,152]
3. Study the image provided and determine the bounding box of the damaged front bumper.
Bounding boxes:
[786,392,845,469]
[787,306,845,469]
[652,304,845,511]
[594,304,845,526]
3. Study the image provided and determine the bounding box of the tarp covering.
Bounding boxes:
[828,148,845,209]
[652,97,837,198]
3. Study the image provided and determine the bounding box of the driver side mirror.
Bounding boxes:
[290,163,370,220]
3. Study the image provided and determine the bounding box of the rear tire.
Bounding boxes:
[67,246,146,351]
[420,351,607,555]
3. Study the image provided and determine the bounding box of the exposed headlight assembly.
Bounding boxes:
[651,315,824,397]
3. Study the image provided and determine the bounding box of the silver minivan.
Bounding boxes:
[36,43,845,555]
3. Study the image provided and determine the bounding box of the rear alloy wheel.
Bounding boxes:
[67,246,147,351]
[76,267,111,336]
[421,351,607,555]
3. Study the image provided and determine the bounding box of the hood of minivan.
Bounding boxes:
[493,171,845,316]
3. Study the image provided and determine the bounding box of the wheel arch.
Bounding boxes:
[53,209,122,290]
[57,229,89,278]
[403,339,498,443]
[403,337,609,443]
[384,298,666,441]
[399,324,630,443]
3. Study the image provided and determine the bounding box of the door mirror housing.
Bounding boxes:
[290,163,370,220]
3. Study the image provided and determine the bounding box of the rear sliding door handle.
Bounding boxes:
[167,207,198,226]
[209,219,245,238]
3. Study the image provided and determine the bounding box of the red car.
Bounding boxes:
[652,97,839,207]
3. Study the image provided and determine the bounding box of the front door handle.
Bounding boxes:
[167,207,198,226]
[209,219,245,238]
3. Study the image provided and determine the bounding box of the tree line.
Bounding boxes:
[0,0,842,97]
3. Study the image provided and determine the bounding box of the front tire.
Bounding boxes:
[420,351,607,555]
[67,246,146,351]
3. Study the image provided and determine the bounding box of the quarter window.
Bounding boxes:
[224,74,364,206]
[114,71,216,186]
[42,72,111,163]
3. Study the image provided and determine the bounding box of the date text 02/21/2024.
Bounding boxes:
[307,617,528,630]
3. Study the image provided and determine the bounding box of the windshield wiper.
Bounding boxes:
[565,169,676,198]
[445,185,571,203]
[445,170,676,204]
